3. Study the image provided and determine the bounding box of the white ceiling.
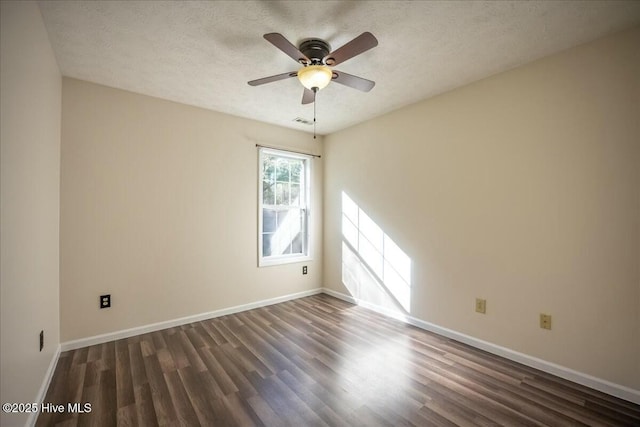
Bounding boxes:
[38,1,640,135]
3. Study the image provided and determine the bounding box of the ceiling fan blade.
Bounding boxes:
[332,70,375,92]
[264,33,310,64]
[324,32,378,66]
[302,88,315,104]
[248,71,297,86]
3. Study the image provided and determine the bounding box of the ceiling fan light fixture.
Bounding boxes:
[297,65,332,91]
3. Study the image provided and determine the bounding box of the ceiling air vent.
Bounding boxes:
[293,117,313,126]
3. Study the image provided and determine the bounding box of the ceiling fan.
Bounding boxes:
[248,32,378,104]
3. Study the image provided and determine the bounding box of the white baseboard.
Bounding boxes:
[60,288,323,352]
[27,344,61,427]
[322,288,640,405]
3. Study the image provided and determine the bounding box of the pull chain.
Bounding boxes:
[313,88,317,139]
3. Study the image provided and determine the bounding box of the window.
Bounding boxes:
[258,148,311,266]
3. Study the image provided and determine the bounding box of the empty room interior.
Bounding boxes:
[2,1,640,426]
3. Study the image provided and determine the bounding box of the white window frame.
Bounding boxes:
[258,147,312,267]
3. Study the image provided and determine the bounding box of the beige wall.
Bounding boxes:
[60,78,323,342]
[323,27,640,389]
[0,2,62,426]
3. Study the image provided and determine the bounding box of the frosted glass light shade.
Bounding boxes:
[297,65,332,90]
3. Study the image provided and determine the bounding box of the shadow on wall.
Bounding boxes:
[341,191,412,315]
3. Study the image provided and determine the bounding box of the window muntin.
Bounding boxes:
[259,148,311,266]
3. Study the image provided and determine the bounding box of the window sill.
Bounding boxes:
[259,255,312,267]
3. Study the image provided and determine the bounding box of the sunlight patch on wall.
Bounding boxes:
[341,192,411,313]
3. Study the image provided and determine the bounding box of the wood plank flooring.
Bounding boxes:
[37,294,640,426]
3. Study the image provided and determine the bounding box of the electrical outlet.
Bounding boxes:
[475,298,486,314]
[39,330,44,352]
[302,266,308,275]
[540,313,552,330]
[100,294,111,309]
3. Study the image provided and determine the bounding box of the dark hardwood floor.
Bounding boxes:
[37,294,640,426]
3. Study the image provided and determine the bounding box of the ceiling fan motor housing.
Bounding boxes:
[299,39,331,64]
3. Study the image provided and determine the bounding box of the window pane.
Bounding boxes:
[290,208,302,234]
[291,161,302,183]
[276,182,290,206]
[270,229,291,256]
[263,157,276,181]
[263,181,275,205]
[276,209,289,228]
[263,209,276,233]
[291,184,300,206]
[291,232,303,254]
[262,233,273,257]
[276,159,290,182]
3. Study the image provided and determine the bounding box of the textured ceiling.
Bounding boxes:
[38,1,640,135]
